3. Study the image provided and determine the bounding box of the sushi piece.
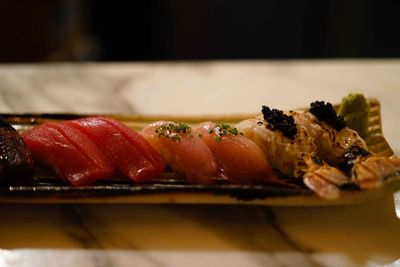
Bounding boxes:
[291,101,368,166]
[236,113,317,179]
[0,118,34,180]
[101,117,166,177]
[65,117,166,182]
[196,122,278,184]
[22,123,114,186]
[141,121,218,184]
[236,107,349,199]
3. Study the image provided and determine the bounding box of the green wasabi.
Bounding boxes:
[338,93,370,138]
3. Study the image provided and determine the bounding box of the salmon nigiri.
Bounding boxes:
[22,123,115,186]
[196,122,278,184]
[141,121,218,184]
[65,117,166,183]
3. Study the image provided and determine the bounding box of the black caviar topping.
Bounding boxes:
[262,106,297,139]
[309,101,346,131]
[340,146,370,172]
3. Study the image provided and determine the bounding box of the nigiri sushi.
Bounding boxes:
[65,117,166,183]
[290,101,398,190]
[236,112,317,179]
[290,101,368,166]
[196,122,278,184]
[22,123,114,186]
[141,121,218,184]
[236,107,349,199]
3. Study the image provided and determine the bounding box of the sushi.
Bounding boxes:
[8,93,397,200]
[196,122,278,184]
[142,121,218,184]
[22,117,166,186]
[22,122,114,186]
[65,117,166,182]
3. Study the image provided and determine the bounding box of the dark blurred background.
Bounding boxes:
[1,0,399,62]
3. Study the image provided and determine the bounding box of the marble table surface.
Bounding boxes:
[0,60,399,267]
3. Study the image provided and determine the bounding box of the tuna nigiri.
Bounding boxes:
[196,122,278,184]
[65,117,166,183]
[22,123,114,186]
[141,121,218,184]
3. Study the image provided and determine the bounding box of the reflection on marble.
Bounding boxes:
[2,249,397,267]
[0,195,399,267]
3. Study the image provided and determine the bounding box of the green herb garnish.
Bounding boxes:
[155,122,192,142]
[208,123,243,142]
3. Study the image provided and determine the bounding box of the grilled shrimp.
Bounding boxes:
[302,154,349,199]
[236,100,400,199]
[237,117,353,199]
[351,155,400,189]
[291,102,400,191]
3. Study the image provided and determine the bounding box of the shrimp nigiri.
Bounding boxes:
[236,107,350,199]
[343,146,400,189]
[291,101,400,190]
[291,101,368,166]
[196,122,278,184]
[141,121,218,184]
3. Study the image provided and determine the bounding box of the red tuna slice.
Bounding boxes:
[196,122,278,184]
[21,123,115,186]
[65,117,166,182]
[99,117,166,176]
[141,121,218,184]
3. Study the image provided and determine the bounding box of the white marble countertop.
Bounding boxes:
[0,60,399,267]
